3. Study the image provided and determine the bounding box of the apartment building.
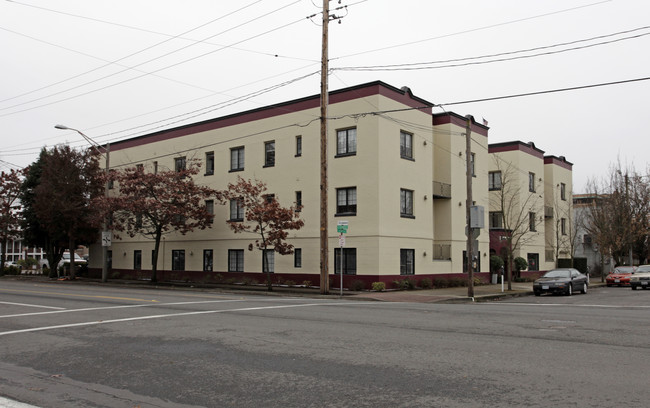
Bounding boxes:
[488,141,573,274]
[88,81,568,287]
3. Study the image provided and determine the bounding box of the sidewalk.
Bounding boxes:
[350,282,535,303]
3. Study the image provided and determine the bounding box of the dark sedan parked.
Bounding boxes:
[533,268,588,296]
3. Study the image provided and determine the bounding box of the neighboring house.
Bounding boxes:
[2,238,47,264]
[88,81,570,287]
[573,194,610,275]
[488,141,573,274]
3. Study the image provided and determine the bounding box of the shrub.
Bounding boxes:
[419,278,432,289]
[349,280,365,291]
[514,257,528,272]
[284,280,296,287]
[490,255,504,272]
[448,277,467,287]
[302,280,313,287]
[472,277,483,287]
[433,278,449,288]
[371,282,386,291]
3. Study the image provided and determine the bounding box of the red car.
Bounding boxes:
[606,266,637,286]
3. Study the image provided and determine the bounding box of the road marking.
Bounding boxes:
[486,302,650,309]
[0,302,376,337]
[0,288,159,303]
[0,301,65,310]
[0,397,40,408]
[0,299,245,319]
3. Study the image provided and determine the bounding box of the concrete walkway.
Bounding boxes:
[350,282,535,303]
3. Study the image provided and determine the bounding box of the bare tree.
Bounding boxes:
[490,156,544,290]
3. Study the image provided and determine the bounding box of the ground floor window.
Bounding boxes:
[462,250,481,273]
[527,253,539,271]
[133,250,142,270]
[228,249,244,272]
[334,248,357,275]
[400,249,415,275]
[262,249,274,273]
[294,248,302,268]
[172,250,185,271]
[203,249,213,272]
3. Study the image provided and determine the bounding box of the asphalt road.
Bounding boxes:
[1,280,649,408]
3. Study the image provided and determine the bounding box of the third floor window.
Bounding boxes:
[336,128,357,156]
[400,131,413,159]
[230,147,244,171]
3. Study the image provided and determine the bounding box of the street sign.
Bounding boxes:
[101,231,112,247]
[337,220,348,234]
[339,234,346,247]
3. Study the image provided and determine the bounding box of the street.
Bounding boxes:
[1,280,649,407]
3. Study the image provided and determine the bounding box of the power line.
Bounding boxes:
[436,76,650,107]
[331,0,613,61]
[0,1,306,116]
[335,26,650,72]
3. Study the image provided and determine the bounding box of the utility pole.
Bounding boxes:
[319,0,330,294]
[465,115,474,298]
[102,143,110,283]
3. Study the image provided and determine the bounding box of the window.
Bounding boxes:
[336,187,357,215]
[560,183,566,200]
[172,250,185,271]
[529,212,537,232]
[336,128,357,156]
[205,200,214,223]
[205,152,214,175]
[228,249,244,272]
[174,157,186,173]
[230,147,245,171]
[400,249,415,275]
[133,250,142,270]
[527,253,539,271]
[136,163,144,172]
[108,169,116,189]
[295,191,302,211]
[334,248,357,275]
[561,218,567,235]
[153,161,158,174]
[264,194,275,204]
[262,249,274,273]
[529,172,536,192]
[295,135,302,157]
[489,211,503,229]
[203,249,213,272]
[264,141,275,167]
[400,189,414,218]
[229,200,244,221]
[400,131,413,159]
[294,248,302,268]
[489,171,502,190]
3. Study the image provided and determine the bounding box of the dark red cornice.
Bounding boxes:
[109,81,434,152]
[431,112,489,137]
[544,155,573,171]
[488,141,544,159]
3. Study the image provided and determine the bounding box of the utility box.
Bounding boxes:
[470,205,485,229]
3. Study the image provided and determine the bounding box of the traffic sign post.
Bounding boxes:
[337,221,348,297]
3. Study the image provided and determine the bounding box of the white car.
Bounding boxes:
[40,253,87,270]
[630,265,650,290]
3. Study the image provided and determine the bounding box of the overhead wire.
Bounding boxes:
[0,0,306,116]
[335,26,650,72]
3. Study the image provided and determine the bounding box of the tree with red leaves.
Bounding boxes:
[108,160,221,283]
[0,168,25,271]
[222,176,304,291]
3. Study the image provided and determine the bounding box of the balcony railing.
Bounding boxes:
[432,243,452,260]
[544,206,554,218]
[432,181,451,199]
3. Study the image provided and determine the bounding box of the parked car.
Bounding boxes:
[606,266,637,286]
[533,268,588,296]
[40,253,87,270]
[629,265,650,290]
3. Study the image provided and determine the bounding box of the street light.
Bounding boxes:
[55,125,111,282]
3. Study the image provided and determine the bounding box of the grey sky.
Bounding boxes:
[1,0,648,192]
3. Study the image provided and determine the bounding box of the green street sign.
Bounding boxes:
[337,225,348,234]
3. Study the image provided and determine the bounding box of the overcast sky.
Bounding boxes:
[1,0,649,192]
